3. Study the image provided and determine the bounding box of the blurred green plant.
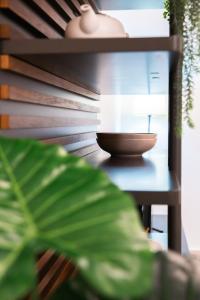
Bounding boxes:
[164,0,200,129]
[0,136,154,300]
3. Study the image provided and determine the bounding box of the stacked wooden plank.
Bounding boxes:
[0,1,100,298]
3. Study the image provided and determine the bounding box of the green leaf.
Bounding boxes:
[0,136,154,299]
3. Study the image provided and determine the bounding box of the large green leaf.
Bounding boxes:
[0,136,154,299]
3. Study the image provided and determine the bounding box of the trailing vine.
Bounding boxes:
[164,0,200,129]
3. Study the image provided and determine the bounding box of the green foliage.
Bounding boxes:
[0,136,154,300]
[163,0,170,20]
[164,0,200,129]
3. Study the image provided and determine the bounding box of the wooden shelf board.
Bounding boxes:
[85,149,180,205]
[0,36,182,94]
[96,0,164,10]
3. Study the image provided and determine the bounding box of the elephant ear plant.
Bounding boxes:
[0,136,154,300]
[1,137,200,299]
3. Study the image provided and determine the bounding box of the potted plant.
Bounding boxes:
[0,136,200,300]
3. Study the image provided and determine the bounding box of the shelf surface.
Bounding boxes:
[1,36,182,95]
[96,0,164,11]
[86,150,180,205]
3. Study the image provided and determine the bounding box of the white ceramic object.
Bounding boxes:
[65,4,127,38]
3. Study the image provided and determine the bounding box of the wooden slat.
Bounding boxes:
[0,23,32,39]
[0,24,20,40]
[72,143,99,156]
[0,23,8,39]
[0,55,100,100]
[0,0,61,38]
[32,0,66,32]
[84,148,109,164]
[0,114,100,129]
[43,260,75,298]
[0,85,100,112]
[0,126,97,139]
[42,132,96,145]
[0,13,35,39]
[0,98,98,118]
[0,114,9,128]
[36,253,75,298]
[69,0,82,14]
[38,256,68,293]
[37,250,55,272]
[54,0,75,19]
[0,24,12,39]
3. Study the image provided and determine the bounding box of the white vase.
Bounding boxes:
[65,4,128,38]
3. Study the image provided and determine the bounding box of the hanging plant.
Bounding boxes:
[164,0,200,129]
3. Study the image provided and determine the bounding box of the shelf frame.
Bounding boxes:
[0,34,183,252]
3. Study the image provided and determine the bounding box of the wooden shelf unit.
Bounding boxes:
[0,35,183,253]
[0,0,183,297]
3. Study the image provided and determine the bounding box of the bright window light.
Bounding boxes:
[128,95,168,116]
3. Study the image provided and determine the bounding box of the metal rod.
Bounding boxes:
[148,114,152,133]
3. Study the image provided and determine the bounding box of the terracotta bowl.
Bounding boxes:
[96,133,157,157]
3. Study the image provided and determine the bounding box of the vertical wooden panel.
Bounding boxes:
[0,2,101,296]
[0,0,62,38]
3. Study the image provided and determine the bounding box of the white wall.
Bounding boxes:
[102,9,169,37]
[182,75,200,251]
